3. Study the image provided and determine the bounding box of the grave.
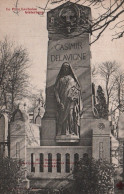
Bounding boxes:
[0,113,8,157]
[42,1,93,145]
[26,1,111,183]
[8,1,111,189]
[26,2,111,187]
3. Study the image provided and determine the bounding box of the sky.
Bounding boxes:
[0,0,124,96]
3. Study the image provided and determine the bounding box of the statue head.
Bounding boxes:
[61,62,70,76]
[55,62,80,88]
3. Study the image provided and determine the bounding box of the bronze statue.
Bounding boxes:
[54,62,82,136]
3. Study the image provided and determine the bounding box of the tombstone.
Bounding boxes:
[33,105,45,124]
[10,108,28,160]
[35,114,42,125]
[118,112,124,179]
[0,114,8,157]
[92,119,111,162]
[42,1,93,145]
[10,107,40,158]
[118,112,124,139]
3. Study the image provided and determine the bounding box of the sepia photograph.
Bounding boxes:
[0,0,124,193]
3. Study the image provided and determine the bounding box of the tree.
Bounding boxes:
[73,154,115,194]
[0,38,29,113]
[94,61,124,119]
[95,85,108,119]
[86,0,124,43]
[35,0,124,44]
[97,61,119,111]
[113,71,124,107]
[0,156,28,194]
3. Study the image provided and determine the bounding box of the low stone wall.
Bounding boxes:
[26,146,92,179]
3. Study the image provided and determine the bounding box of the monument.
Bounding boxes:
[9,1,111,189]
[30,1,111,183]
[42,1,93,145]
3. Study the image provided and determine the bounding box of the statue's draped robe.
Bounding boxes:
[55,74,81,135]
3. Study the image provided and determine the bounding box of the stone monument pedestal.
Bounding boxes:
[56,134,80,143]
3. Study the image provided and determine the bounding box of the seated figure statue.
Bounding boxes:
[54,62,82,136]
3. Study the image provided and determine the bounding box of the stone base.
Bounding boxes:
[56,134,80,142]
[41,118,56,146]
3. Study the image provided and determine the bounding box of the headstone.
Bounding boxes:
[10,108,40,159]
[33,106,45,123]
[118,112,124,139]
[0,114,8,157]
[35,115,42,125]
[92,119,111,162]
[42,2,93,145]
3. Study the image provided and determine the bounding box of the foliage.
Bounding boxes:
[98,61,118,109]
[0,156,28,194]
[73,154,115,194]
[0,38,29,114]
[93,61,124,117]
[95,85,108,119]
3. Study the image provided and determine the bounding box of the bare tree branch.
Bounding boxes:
[12,0,124,43]
[0,38,30,113]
